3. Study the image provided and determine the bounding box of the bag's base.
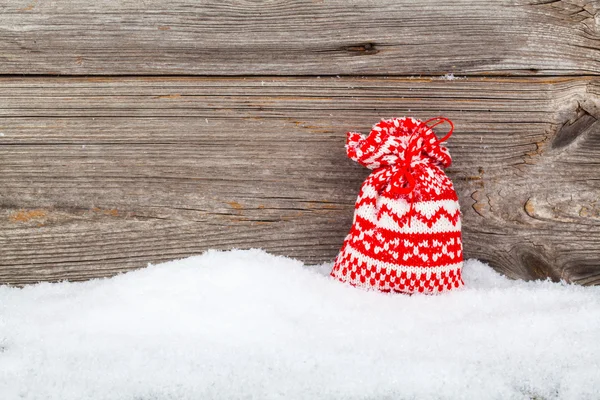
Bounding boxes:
[330,246,464,295]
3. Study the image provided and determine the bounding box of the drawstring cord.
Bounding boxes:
[384,117,454,227]
[424,116,454,143]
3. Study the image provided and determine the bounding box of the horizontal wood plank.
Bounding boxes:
[0,76,599,285]
[0,0,599,76]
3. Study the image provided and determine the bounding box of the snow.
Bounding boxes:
[437,73,464,81]
[1,249,599,400]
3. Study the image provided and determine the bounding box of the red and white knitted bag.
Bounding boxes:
[330,116,464,294]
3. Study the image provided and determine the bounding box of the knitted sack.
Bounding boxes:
[330,116,464,294]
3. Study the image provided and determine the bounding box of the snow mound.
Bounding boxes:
[1,249,599,400]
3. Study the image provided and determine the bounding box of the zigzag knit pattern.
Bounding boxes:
[330,116,464,294]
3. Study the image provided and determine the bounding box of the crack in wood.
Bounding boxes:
[470,190,490,217]
[552,101,598,149]
[340,43,379,56]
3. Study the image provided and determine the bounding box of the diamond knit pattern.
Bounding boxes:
[330,117,464,294]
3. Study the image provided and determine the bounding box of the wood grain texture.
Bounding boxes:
[0,0,599,76]
[1,76,599,285]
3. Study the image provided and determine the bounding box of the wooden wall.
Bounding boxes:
[1,0,599,285]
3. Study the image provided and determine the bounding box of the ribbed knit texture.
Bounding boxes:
[330,117,464,294]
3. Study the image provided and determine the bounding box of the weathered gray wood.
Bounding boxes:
[0,0,599,76]
[0,76,598,285]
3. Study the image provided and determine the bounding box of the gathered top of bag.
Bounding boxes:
[346,116,457,203]
[346,116,453,171]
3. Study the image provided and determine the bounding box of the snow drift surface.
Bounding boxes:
[1,249,599,400]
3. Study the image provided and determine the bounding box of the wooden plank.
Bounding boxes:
[0,0,599,76]
[0,76,599,285]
